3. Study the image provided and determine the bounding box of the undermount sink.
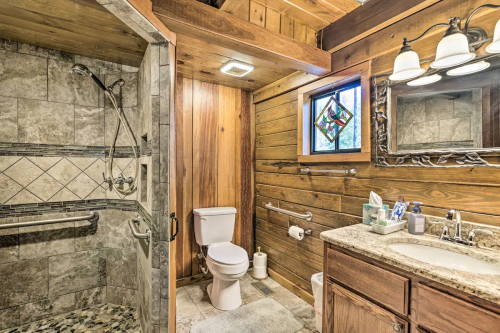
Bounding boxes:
[387,243,500,275]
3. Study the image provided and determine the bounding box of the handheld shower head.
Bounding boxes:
[72,64,92,77]
[71,63,107,91]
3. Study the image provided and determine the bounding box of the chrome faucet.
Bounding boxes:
[431,209,494,248]
[446,209,463,242]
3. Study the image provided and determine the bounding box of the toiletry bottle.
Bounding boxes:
[408,201,425,235]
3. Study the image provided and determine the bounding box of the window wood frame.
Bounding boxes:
[298,61,371,163]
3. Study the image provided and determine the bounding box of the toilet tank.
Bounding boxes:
[193,207,237,246]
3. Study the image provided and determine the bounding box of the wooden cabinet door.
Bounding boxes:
[324,281,408,333]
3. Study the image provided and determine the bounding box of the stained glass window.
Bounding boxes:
[311,80,362,154]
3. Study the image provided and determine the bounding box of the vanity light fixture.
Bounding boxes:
[390,4,500,81]
[447,60,491,76]
[407,74,442,86]
[220,61,254,77]
[389,40,426,81]
[486,19,500,53]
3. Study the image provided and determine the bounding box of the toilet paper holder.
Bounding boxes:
[287,224,312,237]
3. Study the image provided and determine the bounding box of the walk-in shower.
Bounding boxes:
[72,64,138,195]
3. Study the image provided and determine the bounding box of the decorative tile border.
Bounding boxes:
[0,143,138,158]
[0,199,137,219]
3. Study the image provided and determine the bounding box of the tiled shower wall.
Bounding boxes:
[0,40,155,331]
[136,43,172,333]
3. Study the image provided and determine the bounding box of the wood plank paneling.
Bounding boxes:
[256,115,297,135]
[250,1,266,27]
[256,145,297,160]
[266,8,281,33]
[153,0,332,76]
[0,0,148,67]
[281,16,294,38]
[193,81,219,209]
[253,60,500,300]
[176,78,253,281]
[218,86,238,207]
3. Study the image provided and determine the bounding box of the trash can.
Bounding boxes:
[311,272,323,333]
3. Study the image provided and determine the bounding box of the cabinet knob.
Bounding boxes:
[392,323,402,332]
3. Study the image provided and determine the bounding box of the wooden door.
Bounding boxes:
[324,281,408,333]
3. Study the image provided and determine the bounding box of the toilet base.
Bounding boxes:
[207,277,242,311]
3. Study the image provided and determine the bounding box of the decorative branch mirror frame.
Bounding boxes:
[373,75,500,169]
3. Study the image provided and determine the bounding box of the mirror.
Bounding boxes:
[389,55,500,154]
[374,54,500,169]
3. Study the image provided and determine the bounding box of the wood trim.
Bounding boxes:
[297,61,371,163]
[320,0,439,52]
[169,44,178,333]
[152,0,332,75]
[268,268,314,305]
[176,272,213,287]
[126,0,177,45]
[253,71,321,103]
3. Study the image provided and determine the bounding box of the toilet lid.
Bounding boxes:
[208,242,248,265]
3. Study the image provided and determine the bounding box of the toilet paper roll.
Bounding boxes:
[254,252,267,267]
[289,225,304,240]
[253,266,268,280]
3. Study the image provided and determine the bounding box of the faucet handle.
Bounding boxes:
[467,229,493,247]
[446,209,455,221]
[429,220,449,240]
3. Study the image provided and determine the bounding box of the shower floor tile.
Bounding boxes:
[1,303,141,333]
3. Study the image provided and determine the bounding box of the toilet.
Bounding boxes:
[193,207,249,311]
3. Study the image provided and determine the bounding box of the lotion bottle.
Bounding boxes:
[408,201,425,235]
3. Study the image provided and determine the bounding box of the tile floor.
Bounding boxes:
[1,303,140,333]
[176,269,318,333]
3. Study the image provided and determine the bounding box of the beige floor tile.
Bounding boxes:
[176,294,201,321]
[176,313,205,333]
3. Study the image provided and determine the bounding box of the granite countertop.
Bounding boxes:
[320,224,500,305]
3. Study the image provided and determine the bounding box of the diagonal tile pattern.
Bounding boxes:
[4,158,44,187]
[0,156,136,204]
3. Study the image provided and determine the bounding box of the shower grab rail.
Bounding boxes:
[0,211,99,229]
[128,218,151,241]
[300,167,356,175]
[265,202,313,221]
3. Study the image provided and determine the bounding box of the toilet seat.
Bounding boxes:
[208,242,248,265]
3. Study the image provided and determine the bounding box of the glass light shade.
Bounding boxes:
[407,74,442,86]
[486,20,500,53]
[389,50,425,81]
[447,61,490,76]
[431,33,476,69]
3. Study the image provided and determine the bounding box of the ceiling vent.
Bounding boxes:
[220,61,254,77]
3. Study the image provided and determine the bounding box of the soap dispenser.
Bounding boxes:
[408,201,425,235]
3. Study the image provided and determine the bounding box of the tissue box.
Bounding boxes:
[362,204,389,225]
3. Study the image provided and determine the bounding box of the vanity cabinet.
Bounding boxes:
[323,243,500,333]
[325,281,408,333]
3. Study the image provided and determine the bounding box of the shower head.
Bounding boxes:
[72,64,92,77]
[71,63,107,91]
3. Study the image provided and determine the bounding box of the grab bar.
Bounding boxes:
[0,211,99,229]
[265,202,313,221]
[301,167,356,175]
[128,218,151,241]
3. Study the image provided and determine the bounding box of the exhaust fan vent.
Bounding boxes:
[220,61,255,77]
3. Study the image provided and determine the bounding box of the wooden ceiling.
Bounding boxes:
[176,34,295,91]
[218,0,366,43]
[0,0,148,67]
[0,0,337,91]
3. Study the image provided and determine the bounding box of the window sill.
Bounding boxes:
[298,152,371,163]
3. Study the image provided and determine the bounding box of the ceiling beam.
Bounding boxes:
[320,0,440,52]
[152,0,332,75]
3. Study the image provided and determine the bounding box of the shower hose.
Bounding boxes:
[105,90,139,196]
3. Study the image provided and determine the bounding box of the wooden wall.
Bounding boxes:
[224,0,317,47]
[253,84,500,303]
[174,77,253,282]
